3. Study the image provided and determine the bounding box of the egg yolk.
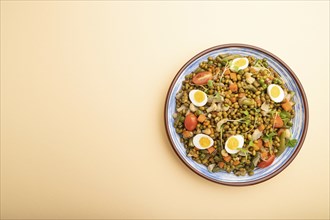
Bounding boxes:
[194,91,205,103]
[199,137,211,148]
[270,86,280,98]
[234,58,247,67]
[227,137,239,150]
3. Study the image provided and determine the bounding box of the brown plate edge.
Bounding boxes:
[164,43,309,186]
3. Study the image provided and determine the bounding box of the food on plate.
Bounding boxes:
[173,54,297,176]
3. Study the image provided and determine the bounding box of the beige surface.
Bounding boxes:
[1,1,329,219]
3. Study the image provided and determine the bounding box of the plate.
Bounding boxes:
[164,44,308,186]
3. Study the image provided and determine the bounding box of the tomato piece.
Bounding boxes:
[257,154,276,168]
[274,115,284,128]
[229,83,238,92]
[230,72,237,81]
[207,146,216,154]
[223,155,232,162]
[238,93,245,98]
[218,162,225,168]
[224,69,231,75]
[258,124,265,131]
[282,101,293,111]
[192,71,212,85]
[197,114,206,123]
[230,96,237,103]
[254,139,263,150]
[184,114,198,131]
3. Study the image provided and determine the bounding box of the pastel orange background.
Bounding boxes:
[1,1,329,219]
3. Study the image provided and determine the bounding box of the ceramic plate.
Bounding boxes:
[164,44,308,186]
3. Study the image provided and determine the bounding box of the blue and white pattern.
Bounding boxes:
[166,46,308,185]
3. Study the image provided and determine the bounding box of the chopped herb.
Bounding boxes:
[237,148,249,160]
[213,91,223,102]
[280,111,291,119]
[255,59,265,68]
[238,148,249,153]
[282,118,290,125]
[245,119,251,126]
[207,80,214,88]
[232,66,239,72]
[215,91,221,99]
[279,111,292,126]
[269,110,276,117]
[254,108,261,113]
[219,127,223,149]
[287,139,298,147]
[242,110,249,116]
[262,132,277,142]
[240,110,251,125]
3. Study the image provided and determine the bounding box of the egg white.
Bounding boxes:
[230,57,249,72]
[225,135,244,154]
[189,90,208,107]
[267,84,285,103]
[193,134,214,149]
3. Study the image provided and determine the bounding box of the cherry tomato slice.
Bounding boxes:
[192,71,213,85]
[257,154,275,168]
[184,114,198,131]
